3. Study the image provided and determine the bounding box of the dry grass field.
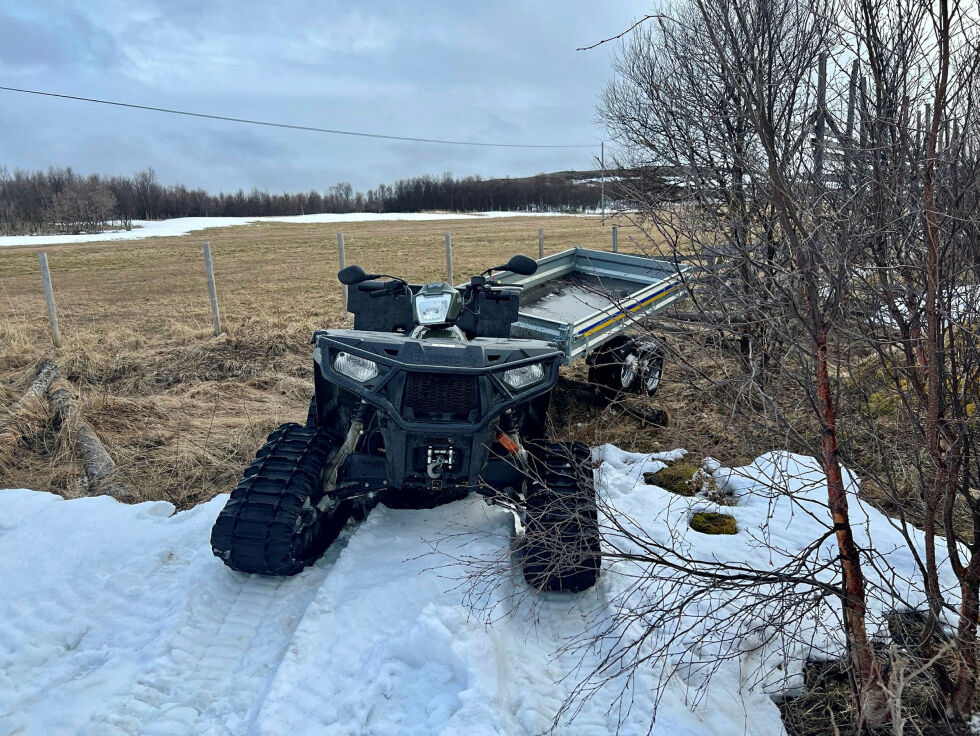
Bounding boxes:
[0,214,729,507]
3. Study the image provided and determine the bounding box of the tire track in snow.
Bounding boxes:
[89,528,355,736]
[248,501,625,736]
[0,497,197,736]
[1,567,164,719]
[249,503,508,735]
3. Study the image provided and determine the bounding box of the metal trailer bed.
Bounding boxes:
[495,248,688,364]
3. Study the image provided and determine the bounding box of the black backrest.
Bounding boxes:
[345,282,417,332]
[345,282,520,337]
[456,287,520,338]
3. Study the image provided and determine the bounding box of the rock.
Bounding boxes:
[689,511,736,534]
[644,463,701,497]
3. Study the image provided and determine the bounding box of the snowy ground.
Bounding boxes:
[0,447,955,735]
[0,212,575,248]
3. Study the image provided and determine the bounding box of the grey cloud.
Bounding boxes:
[0,9,125,71]
[0,13,73,68]
[0,0,648,192]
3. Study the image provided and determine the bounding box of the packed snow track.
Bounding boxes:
[7,447,928,735]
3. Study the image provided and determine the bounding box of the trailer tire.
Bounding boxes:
[588,336,665,400]
[521,441,601,593]
[635,337,665,398]
[588,336,640,399]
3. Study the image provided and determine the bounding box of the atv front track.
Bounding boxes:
[211,423,349,575]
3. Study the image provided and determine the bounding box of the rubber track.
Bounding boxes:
[211,423,344,576]
[522,441,601,592]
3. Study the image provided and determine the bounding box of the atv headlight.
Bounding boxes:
[414,293,455,325]
[333,352,379,382]
[502,362,546,390]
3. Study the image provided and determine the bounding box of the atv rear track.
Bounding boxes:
[521,441,601,593]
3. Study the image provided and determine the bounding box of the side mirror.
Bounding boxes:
[338,265,370,285]
[501,254,537,276]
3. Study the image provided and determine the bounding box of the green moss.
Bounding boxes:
[644,463,699,497]
[690,512,737,535]
[645,462,729,503]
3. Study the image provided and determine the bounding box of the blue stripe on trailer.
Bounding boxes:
[576,280,682,337]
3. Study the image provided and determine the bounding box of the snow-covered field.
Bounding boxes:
[0,447,953,735]
[0,212,574,248]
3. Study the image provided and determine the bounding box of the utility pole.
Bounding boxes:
[813,53,827,186]
[600,140,606,219]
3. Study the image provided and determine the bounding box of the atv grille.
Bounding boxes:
[404,373,479,415]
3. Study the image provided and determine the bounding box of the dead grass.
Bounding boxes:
[3,214,704,507]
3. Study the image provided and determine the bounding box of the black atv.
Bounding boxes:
[210,255,601,592]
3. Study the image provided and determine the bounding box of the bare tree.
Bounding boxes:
[599,0,897,723]
[45,177,117,234]
[596,0,980,726]
[837,0,980,719]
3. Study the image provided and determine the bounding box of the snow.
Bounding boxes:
[0,447,954,735]
[0,211,574,248]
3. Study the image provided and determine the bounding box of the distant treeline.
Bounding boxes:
[0,165,615,236]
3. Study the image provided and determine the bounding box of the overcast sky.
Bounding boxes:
[0,1,648,193]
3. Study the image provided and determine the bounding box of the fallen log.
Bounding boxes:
[0,359,62,449]
[47,377,135,502]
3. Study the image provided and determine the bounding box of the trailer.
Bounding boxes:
[496,247,688,396]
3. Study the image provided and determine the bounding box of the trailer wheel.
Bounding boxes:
[588,337,640,398]
[636,338,665,398]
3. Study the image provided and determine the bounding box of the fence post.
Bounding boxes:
[445,232,454,284]
[538,227,544,259]
[202,242,222,336]
[337,232,347,306]
[38,252,61,348]
[612,225,619,253]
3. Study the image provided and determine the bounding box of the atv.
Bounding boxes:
[211,254,601,592]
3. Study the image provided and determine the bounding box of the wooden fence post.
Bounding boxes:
[337,232,347,306]
[612,225,619,253]
[38,253,61,348]
[202,242,222,336]
[538,227,544,259]
[445,232,454,284]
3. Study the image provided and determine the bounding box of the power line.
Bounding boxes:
[0,85,598,150]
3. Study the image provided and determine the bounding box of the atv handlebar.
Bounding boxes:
[338,254,537,288]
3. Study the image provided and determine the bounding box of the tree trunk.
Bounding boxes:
[0,359,61,449]
[816,326,889,726]
[953,575,980,720]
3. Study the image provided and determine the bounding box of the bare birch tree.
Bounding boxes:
[838,0,980,719]
[599,0,898,723]
[599,0,980,725]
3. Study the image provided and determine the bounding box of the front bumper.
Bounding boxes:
[313,329,560,493]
